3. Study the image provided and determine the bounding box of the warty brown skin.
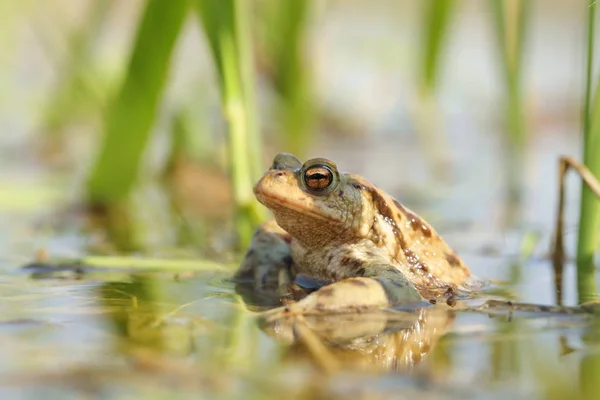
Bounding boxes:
[236,153,477,313]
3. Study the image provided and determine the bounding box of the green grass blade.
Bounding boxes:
[491,0,530,207]
[41,0,115,134]
[196,0,265,246]
[87,0,189,204]
[414,0,456,180]
[421,0,455,92]
[261,0,313,157]
[235,0,263,182]
[584,0,596,137]
[577,0,600,302]
[492,0,529,148]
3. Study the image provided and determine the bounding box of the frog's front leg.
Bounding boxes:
[234,219,294,292]
[268,268,425,316]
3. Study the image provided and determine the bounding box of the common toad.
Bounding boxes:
[235,153,479,314]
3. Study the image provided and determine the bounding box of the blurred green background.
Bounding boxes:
[2,0,598,274]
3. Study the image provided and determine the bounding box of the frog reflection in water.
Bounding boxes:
[236,153,479,314]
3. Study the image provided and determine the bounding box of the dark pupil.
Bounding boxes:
[306,168,331,189]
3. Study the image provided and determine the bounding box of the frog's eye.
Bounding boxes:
[301,159,338,193]
[304,165,333,190]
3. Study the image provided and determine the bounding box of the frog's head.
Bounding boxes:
[254,153,374,247]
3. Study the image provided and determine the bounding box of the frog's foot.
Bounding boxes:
[234,219,293,292]
[262,276,425,320]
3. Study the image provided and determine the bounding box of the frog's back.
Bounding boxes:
[347,174,473,292]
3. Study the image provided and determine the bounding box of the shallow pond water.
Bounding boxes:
[1,126,600,400]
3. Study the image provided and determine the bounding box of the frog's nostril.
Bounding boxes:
[274,172,284,177]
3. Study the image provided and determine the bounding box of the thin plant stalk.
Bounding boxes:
[236,0,263,183]
[41,0,115,134]
[577,0,600,302]
[552,157,600,304]
[414,0,456,180]
[223,33,264,242]
[421,0,455,93]
[491,0,529,205]
[196,0,265,247]
[492,0,528,148]
[87,0,189,204]
[261,0,312,157]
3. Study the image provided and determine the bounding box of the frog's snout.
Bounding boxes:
[254,169,296,206]
[253,175,265,197]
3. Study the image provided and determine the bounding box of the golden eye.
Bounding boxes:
[300,158,339,194]
[303,165,334,191]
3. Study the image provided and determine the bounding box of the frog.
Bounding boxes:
[235,152,480,315]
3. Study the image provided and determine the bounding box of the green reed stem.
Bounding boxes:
[196,0,265,247]
[87,0,188,204]
[262,0,312,157]
[421,0,455,93]
[236,0,263,183]
[415,0,456,180]
[42,0,114,134]
[577,0,600,303]
[491,0,529,203]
